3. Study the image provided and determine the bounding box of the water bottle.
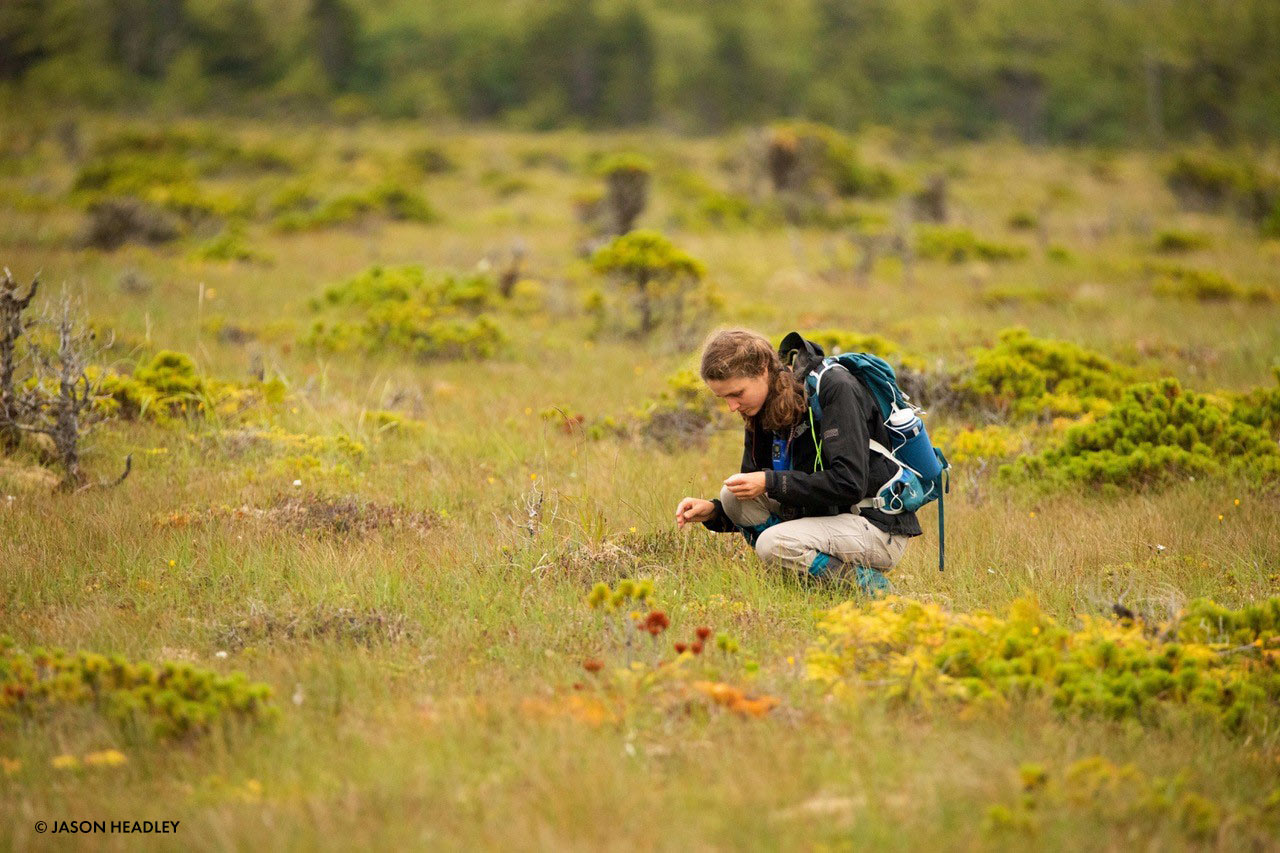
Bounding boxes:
[886,408,943,479]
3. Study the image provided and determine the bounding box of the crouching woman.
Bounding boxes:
[674,329,920,594]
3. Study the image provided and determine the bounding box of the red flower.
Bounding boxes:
[690,641,704,655]
[644,610,670,635]
[583,658,604,673]
[695,626,712,641]
[674,642,688,654]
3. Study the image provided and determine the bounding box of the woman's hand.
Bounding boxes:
[723,472,767,500]
[675,497,716,529]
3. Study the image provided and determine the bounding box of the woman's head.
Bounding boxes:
[699,329,806,430]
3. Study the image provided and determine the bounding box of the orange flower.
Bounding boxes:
[583,658,604,673]
[695,626,712,641]
[729,696,780,718]
[690,641,704,655]
[674,642,688,654]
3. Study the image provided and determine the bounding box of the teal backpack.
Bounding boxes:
[797,348,951,572]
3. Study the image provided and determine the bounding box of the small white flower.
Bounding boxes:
[292,479,302,487]
[988,568,996,574]
[1155,544,1166,553]
[292,684,305,706]
[214,650,228,659]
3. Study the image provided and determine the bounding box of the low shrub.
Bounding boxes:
[0,636,277,740]
[916,225,1028,263]
[1147,262,1272,303]
[273,183,435,232]
[188,228,272,264]
[634,368,727,449]
[762,121,896,200]
[78,198,182,250]
[1152,228,1211,253]
[806,595,1280,734]
[302,265,505,360]
[1164,149,1280,228]
[1231,367,1280,438]
[95,350,285,425]
[956,328,1132,420]
[930,424,1026,464]
[1002,378,1280,487]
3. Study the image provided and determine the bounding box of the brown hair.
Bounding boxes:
[699,329,806,431]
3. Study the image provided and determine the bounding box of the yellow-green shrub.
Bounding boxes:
[95,350,285,425]
[931,424,1026,464]
[957,328,1131,419]
[302,265,504,360]
[805,595,1280,734]
[1002,378,1280,486]
[0,637,277,740]
[916,225,1028,263]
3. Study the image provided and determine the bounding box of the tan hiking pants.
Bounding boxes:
[719,485,909,578]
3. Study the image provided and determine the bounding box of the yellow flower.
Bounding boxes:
[83,749,127,768]
[1218,514,1225,522]
[168,559,176,568]
[529,473,537,481]
[205,288,217,300]
[1234,499,1241,506]
[486,476,496,484]
[629,526,637,534]
[524,407,533,415]
[1029,511,1036,519]
[51,754,80,771]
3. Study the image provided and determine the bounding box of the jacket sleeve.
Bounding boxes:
[701,428,756,532]
[763,375,870,510]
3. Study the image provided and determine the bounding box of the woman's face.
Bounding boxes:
[705,373,770,419]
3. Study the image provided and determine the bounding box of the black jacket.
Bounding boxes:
[703,334,923,538]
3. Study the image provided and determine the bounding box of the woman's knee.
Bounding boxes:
[754,526,781,563]
[755,526,806,572]
[718,485,744,524]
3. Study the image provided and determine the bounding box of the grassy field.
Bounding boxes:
[2,116,1279,850]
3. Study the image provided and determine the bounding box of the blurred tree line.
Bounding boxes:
[2,0,1278,144]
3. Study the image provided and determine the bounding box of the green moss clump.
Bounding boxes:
[958,328,1131,420]
[303,265,505,360]
[915,225,1028,263]
[0,637,278,740]
[1002,378,1280,487]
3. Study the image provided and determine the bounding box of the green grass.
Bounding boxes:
[2,115,1279,850]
